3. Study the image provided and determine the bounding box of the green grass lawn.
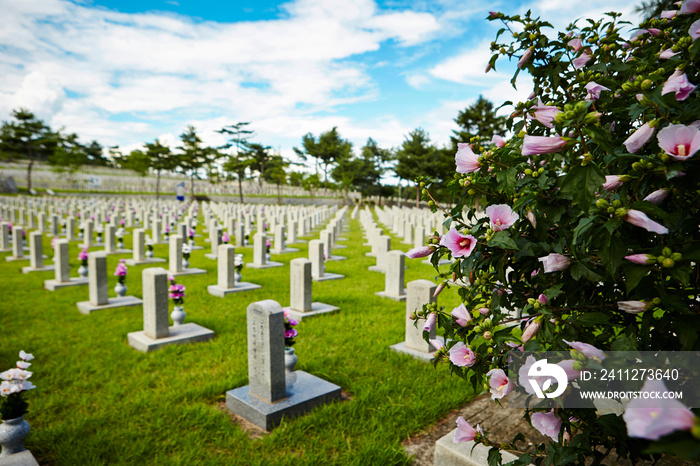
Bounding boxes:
[0,209,474,465]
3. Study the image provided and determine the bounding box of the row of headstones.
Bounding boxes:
[34,206,349,316]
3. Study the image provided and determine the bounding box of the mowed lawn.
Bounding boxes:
[0,206,474,465]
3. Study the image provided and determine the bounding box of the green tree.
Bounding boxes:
[176,125,209,200]
[302,173,321,203]
[217,122,254,202]
[49,132,86,181]
[394,128,436,207]
[144,140,176,200]
[84,140,109,166]
[294,127,352,192]
[451,96,507,148]
[245,143,274,188]
[0,108,58,192]
[262,154,289,204]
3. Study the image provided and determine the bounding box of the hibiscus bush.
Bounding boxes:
[416,3,700,464]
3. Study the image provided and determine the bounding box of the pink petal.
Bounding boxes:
[625,209,669,234]
[623,122,655,153]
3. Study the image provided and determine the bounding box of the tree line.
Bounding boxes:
[0,97,506,204]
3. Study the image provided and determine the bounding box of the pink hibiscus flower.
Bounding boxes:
[657,124,700,161]
[455,143,480,174]
[439,228,477,258]
[485,204,519,231]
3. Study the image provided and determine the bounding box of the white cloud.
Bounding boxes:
[0,0,442,149]
[429,40,504,86]
[405,73,431,89]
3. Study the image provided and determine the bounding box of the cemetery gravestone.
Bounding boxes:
[127,267,214,352]
[283,258,339,320]
[207,244,261,297]
[225,299,342,430]
[76,252,142,314]
[44,239,89,290]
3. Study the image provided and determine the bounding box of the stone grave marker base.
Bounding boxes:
[390,336,445,362]
[127,322,214,352]
[168,267,207,277]
[77,296,143,315]
[368,266,385,272]
[326,255,346,261]
[433,428,522,466]
[284,302,340,321]
[334,244,347,249]
[21,265,55,274]
[246,261,283,269]
[103,249,132,255]
[125,257,166,266]
[312,273,344,282]
[5,256,29,262]
[375,290,407,301]
[204,253,218,260]
[207,282,261,297]
[0,449,40,466]
[44,277,89,291]
[270,248,299,254]
[226,370,342,431]
[0,247,11,253]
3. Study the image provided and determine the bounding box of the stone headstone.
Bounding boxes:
[390,280,442,361]
[22,231,54,273]
[309,239,343,282]
[43,239,89,290]
[375,250,407,301]
[226,299,342,430]
[284,258,339,320]
[0,222,10,252]
[207,244,260,297]
[127,267,214,352]
[247,232,282,269]
[76,252,142,314]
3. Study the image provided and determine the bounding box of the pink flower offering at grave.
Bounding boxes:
[222,232,230,243]
[114,260,127,277]
[439,228,477,258]
[78,248,88,262]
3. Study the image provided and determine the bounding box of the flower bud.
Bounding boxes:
[483,331,492,340]
[641,79,653,90]
[671,252,682,261]
[614,208,628,218]
[662,247,672,257]
[663,258,675,268]
[595,199,609,209]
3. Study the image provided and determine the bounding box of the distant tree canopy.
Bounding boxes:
[0,95,506,203]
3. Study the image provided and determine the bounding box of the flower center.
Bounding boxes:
[459,238,472,249]
[494,219,502,226]
[676,144,687,157]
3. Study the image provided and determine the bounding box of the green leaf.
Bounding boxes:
[572,217,594,245]
[574,312,610,326]
[559,164,605,214]
[570,262,603,282]
[669,265,692,287]
[611,334,637,351]
[487,447,503,466]
[544,283,564,301]
[489,231,519,250]
[623,264,649,294]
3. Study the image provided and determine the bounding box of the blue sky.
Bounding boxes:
[0,0,641,175]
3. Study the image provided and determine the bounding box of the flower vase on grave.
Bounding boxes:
[114,282,127,297]
[146,246,154,258]
[96,233,102,244]
[284,347,298,388]
[78,265,88,277]
[0,415,31,458]
[171,306,186,326]
[182,257,189,269]
[117,239,124,249]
